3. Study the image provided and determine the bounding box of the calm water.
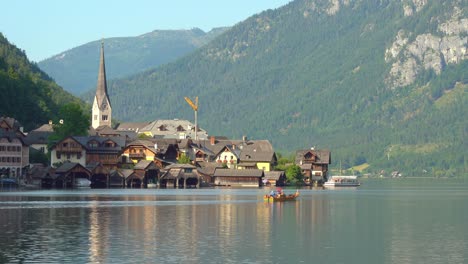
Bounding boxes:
[1,178,467,264]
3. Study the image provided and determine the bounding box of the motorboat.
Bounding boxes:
[74,178,91,188]
[324,176,360,187]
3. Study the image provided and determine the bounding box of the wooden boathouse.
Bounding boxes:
[213,169,264,187]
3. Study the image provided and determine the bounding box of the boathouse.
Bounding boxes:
[54,162,91,188]
[213,169,264,187]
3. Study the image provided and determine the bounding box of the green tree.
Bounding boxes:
[285,164,303,184]
[48,103,90,148]
[178,153,192,164]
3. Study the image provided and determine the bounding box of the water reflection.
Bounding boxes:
[0,183,467,263]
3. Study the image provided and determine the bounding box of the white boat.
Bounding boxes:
[324,176,360,187]
[74,178,91,188]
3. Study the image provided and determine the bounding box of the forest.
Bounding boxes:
[78,0,466,176]
[0,33,86,131]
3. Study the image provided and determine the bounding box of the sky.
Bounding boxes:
[1,0,292,62]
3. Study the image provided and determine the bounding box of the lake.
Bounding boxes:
[1,178,467,264]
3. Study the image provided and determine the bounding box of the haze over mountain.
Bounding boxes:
[38,27,228,95]
[83,0,466,176]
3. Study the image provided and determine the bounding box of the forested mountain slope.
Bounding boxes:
[0,33,84,131]
[38,28,228,95]
[89,0,467,175]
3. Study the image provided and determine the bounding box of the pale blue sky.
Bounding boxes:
[1,0,291,62]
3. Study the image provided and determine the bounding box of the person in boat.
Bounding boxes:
[269,190,277,198]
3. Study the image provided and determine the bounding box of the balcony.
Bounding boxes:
[129,153,146,159]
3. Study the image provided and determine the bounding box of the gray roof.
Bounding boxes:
[140,119,208,139]
[0,130,27,145]
[213,169,264,177]
[164,163,196,169]
[295,149,331,165]
[55,162,88,173]
[264,171,285,180]
[31,123,53,132]
[0,117,22,131]
[196,162,223,175]
[115,122,151,132]
[24,131,52,145]
[134,160,157,170]
[118,169,134,178]
[72,136,127,153]
[193,139,276,163]
[125,138,178,155]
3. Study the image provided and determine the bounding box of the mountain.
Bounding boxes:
[38,27,229,95]
[84,0,466,176]
[0,33,84,131]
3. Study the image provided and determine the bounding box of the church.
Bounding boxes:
[92,41,112,129]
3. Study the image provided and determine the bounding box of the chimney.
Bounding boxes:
[210,136,215,145]
[242,135,247,142]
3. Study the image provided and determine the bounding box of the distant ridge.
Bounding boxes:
[38,27,229,95]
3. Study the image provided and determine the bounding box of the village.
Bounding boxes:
[0,43,331,189]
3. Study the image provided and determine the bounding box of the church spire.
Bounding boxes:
[92,40,112,129]
[96,40,110,108]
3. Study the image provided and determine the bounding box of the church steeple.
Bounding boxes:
[92,40,112,129]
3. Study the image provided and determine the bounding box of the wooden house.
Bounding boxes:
[121,138,178,166]
[213,168,264,187]
[50,136,126,170]
[263,171,286,186]
[133,160,159,187]
[54,162,91,188]
[295,149,331,185]
[159,163,198,188]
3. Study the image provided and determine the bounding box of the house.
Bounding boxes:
[25,122,54,154]
[115,122,151,134]
[50,136,126,170]
[0,117,29,180]
[54,162,91,188]
[121,138,178,166]
[214,145,240,169]
[213,168,264,187]
[133,160,159,187]
[139,119,209,140]
[159,163,198,188]
[264,171,286,186]
[86,162,110,188]
[194,137,277,172]
[25,163,55,188]
[196,162,223,187]
[295,148,331,185]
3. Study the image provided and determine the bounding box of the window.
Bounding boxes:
[17,146,21,152]
[67,153,71,159]
[88,142,98,148]
[63,143,68,147]
[0,146,4,151]
[40,147,45,153]
[77,153,82,159]
[56,152,61,159]
[102,115,108,121]
[94,115,98,120]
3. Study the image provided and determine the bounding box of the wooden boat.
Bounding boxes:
[264,191,299,202]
